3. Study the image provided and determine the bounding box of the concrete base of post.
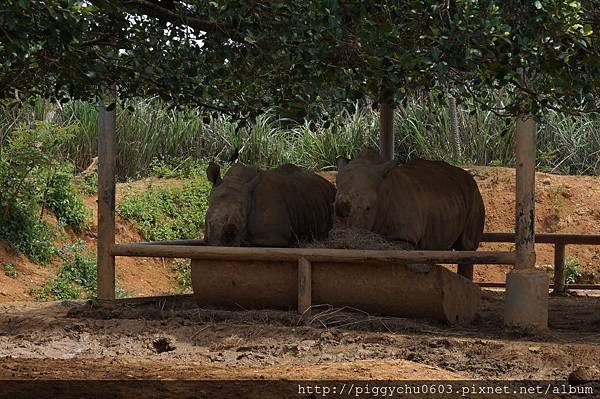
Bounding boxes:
[504,269,549,330]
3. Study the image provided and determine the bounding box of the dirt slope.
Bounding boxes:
[473,166,600,283]
[0,179,184,302]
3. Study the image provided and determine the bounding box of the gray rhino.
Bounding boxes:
[205,162,336,246]
[335,149,485,276]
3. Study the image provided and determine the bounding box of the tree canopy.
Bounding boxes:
[1,0,599,117]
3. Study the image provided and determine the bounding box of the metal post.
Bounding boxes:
[553,243,566,295]
[379,102,394,161]
[97,99,116,303]
[504,115,549,330]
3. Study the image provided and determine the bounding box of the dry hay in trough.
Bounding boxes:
[300,227,411,250]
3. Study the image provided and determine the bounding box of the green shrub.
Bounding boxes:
[150,157,207,179]
[0,122,77,262]
[117,175,211,241]
[3,263,17,278]
[0,199,56,263]
[172,258,192,291]
[43,165,90,232]
[78,171,98,196]
[565,255,582,284]
[36,240,97,300]
[150,158,181,179]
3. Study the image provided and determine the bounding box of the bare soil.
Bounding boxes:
[1,290,600,381]
[473,166,600,285]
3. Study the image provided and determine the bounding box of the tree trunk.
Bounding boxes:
[448,96,461,160]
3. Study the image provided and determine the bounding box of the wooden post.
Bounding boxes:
[379,102,394,161]
[97,99,116,303]
[553,242,566,295]
[514,116,536,270]
[297,257,312,315]
[504,115,548,330]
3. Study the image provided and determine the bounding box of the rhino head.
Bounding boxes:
[334,148,395,231]
[204,162,260,246]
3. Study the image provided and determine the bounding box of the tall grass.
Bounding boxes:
[2,96,600,178]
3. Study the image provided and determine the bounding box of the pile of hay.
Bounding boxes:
[301,227,410,250]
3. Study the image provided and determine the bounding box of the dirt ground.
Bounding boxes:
[1,290,600,380]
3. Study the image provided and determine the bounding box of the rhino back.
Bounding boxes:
[376,160,482,249]
[247,165,335,246]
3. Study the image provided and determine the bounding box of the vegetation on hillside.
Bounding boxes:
[117,173,211,241]
[34,240,97,301]
[0,121,90,262]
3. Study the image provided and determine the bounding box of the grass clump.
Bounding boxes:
[172,258,192,292]
[117,175,211,241]
[565,255,582,284]
[43,165,90,232]
[3,263,17,278]
[36,240,97,300]
[549,185,565,215]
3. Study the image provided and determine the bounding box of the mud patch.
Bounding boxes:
[152,337,176,354]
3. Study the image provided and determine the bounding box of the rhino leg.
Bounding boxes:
[454,233,477,281]
[457,264,474,280]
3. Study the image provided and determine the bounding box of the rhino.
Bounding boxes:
[335,149,485,278]
[204,162,336,247]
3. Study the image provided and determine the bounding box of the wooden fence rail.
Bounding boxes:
[481,232,600,293]
[110,244,515,264]
[133,232,600,294]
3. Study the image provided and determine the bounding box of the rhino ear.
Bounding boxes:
[206,162,222,186]
[379,161,396,177]
[336,156,350,171]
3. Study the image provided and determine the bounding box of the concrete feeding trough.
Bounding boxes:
[110,244,508,324]
[191,259,481,324]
